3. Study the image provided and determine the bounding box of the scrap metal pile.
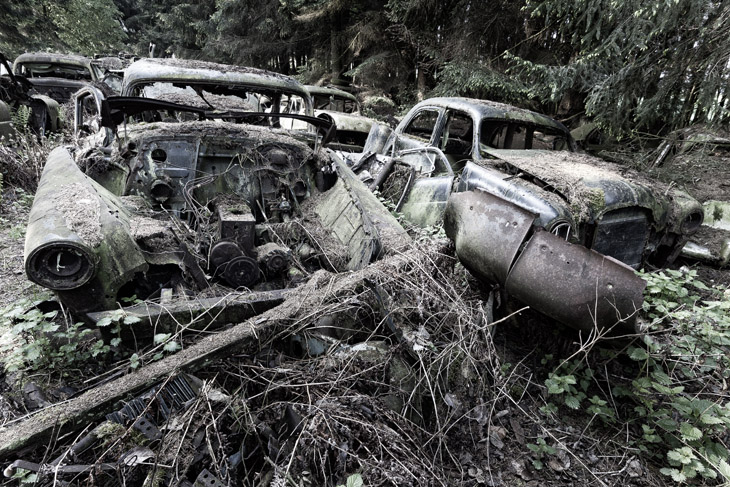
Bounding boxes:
[0,55,723,486]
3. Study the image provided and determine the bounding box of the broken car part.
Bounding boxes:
[444,190,645,333]
[0,52,63,135]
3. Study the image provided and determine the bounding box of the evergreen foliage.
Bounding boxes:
[0,0,126,57]
[507,0,730,134]
[3,0,729,137]
[0,4,727,181]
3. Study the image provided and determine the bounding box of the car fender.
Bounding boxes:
[444,189,645,333]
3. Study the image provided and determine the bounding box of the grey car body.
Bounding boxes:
[122,58,313,110]
[306,85,375,152]
[13,52,111,102]
[354,97,704,332]
[278,85,375,152]
[24,60,407,335]
[0,52,63,137]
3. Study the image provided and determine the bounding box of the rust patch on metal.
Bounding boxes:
[505,231,646,333]
[444,189,535,284]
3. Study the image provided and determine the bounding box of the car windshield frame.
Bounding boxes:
[15,62,93,81]
[477,117,573,157]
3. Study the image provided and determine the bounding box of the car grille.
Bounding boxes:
[590,208,649,268]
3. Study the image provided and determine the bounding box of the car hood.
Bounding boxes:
[115,120,318,148]
[28,78,88,89]
[481,148,671,223]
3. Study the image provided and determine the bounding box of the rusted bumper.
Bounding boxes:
[445,190,646,333]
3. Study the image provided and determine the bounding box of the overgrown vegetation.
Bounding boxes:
[2,2,730,481]
[2,185,729,484]
[530,267,730,483]
[0,297,111,376]
[0,123,68,192]
[0,0,126,57]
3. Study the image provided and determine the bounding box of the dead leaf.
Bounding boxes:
[509,416,525,445]
[547,448,571,472]
[510,458,532,481]
[627,458,643,478]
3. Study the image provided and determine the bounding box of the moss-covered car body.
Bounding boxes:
[649,127,730,266]
[121,58,313,111]
[13,52,107,103]
[0,52,63,136]
[24,61,408,335]
[278,85,376,152]
[354,97,704,332]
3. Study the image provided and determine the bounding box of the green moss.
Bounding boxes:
[585,187,606,216]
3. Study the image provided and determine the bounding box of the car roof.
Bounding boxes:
[123,58,310,99]
[305,85,358,102]
[14,52,94,68]
[414,97,569,134]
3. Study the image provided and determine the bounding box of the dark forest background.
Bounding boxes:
[2,0,729,135]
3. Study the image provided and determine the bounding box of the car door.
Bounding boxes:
[389,107,443,154]
[380,107,454,227]
[395,147,454,227]
[437,109,475,172]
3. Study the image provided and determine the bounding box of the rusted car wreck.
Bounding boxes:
[305,85,375,151]
[649,127,730,267]
[3,63,711,486]
[0,52,63,138]
[13,52,108,103]
[278,84,376,152]
[24,59,409,335]
[353,97,704,333]
[5,60,425,484]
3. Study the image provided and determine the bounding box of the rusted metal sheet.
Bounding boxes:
[317,157,410,270]
[505,231,646,333]
[362,123,394,155]
[444,189,535,284]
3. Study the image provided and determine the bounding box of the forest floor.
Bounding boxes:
[0,141,729,486]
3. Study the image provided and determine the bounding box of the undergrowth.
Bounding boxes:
[0,297,111,377]
[1,123,729,483]
[0,121,69,192]
[532,267,730,483]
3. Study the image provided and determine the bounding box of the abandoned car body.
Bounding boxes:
[649,127,730,267]
[24,61,408,334]
[354,97,704,332]
[0,52,63,137]
[279,84,376,152]
[119,58,314,113]
[12,52,107,103]
[305,85,375,151]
